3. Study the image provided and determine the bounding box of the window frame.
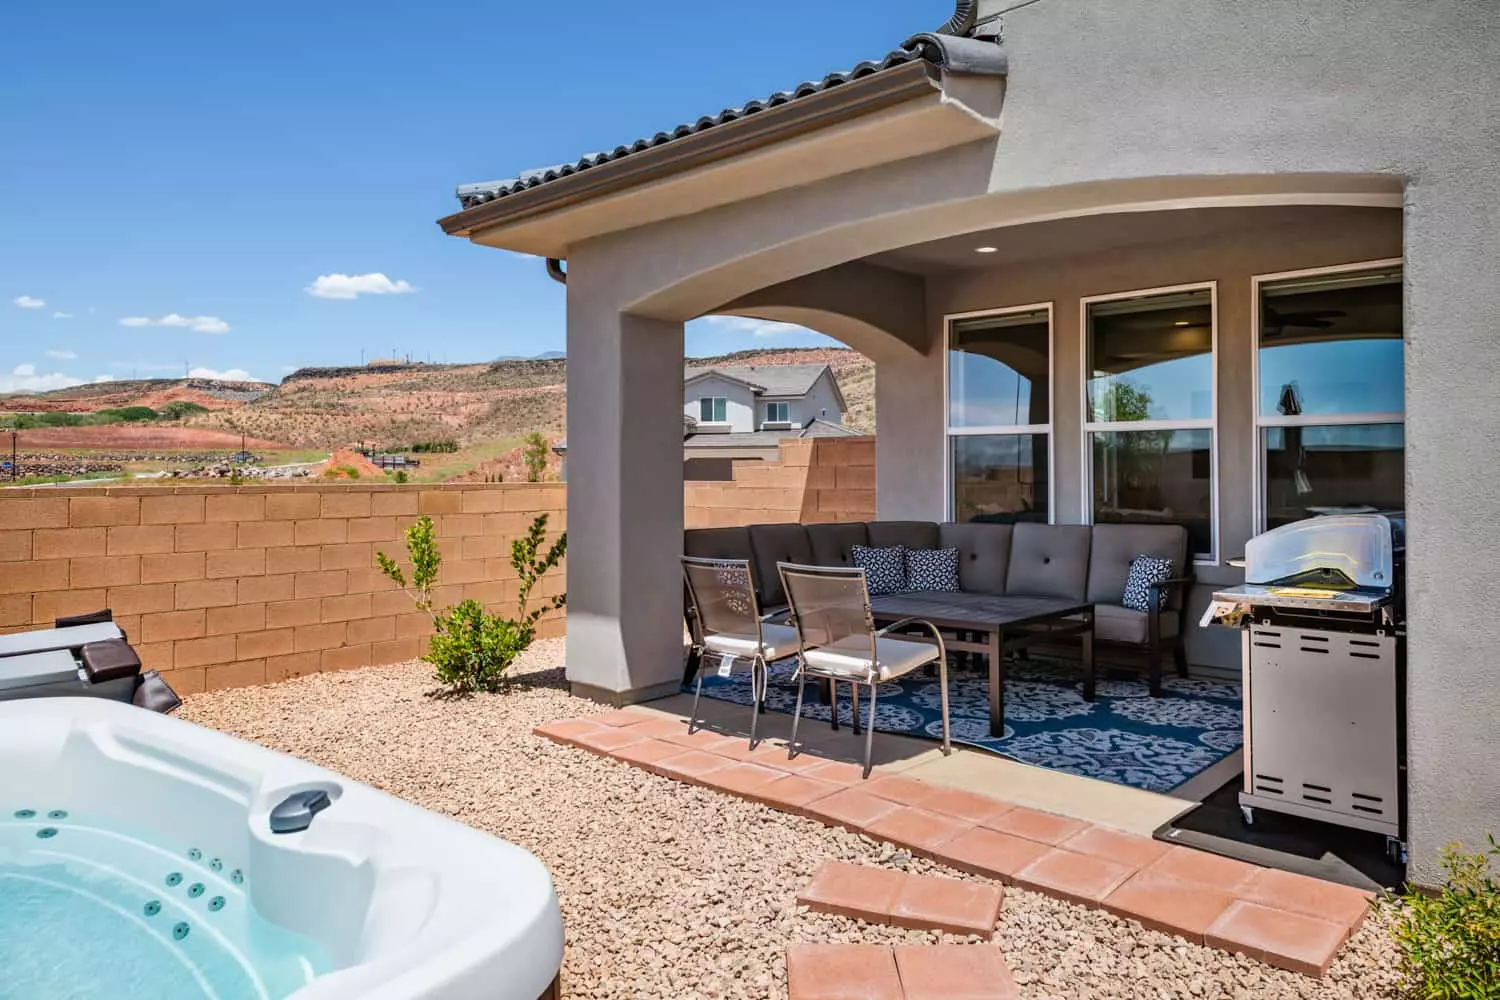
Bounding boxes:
[1250,258,1404,535]
[942,301,1055,524]
[698,396,728,423]
[1079,280,1220,563]
[764,401,790,425]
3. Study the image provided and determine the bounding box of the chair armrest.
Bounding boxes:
[874,618,948,662]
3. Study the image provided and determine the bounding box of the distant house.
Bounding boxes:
[553,362,858,481]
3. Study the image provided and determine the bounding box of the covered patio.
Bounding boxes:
[438,0,1500,888]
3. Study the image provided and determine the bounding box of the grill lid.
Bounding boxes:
[1243,514,1397,590]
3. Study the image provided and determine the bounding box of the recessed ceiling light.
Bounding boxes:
[975,246,999,254]
[1173,320,1191,326]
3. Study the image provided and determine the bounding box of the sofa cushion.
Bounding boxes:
[684,527,753,562]
[1086,524,1189,606]
[1005,523,1092,601]
[906,547,960,593]
[747,523,814,608]
[852,545,907,595]
[1122,555,1176,611]
[805,522,870,567]
[1094,605,1180,646]
[939,523,1013,595]
[866,521,940,551]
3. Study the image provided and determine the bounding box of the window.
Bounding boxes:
[1255,262,1403,531]
[765,401,790,424]
[946,305,1051,523]
[698,396,727,423]
[1084,285,1216,559]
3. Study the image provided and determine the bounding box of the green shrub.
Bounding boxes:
[95,406,158,423]
[1385,836,1500,998]
[410,439,459,454]
[375,513,566,694]
[160,400,210,420]
[522,431,549,483]
[390,469,409,483]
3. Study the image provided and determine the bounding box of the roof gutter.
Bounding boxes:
[545,258,567,285]
[437,60,940,239]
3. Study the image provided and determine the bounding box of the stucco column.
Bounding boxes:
[564,290,685,704]
[875,349,945,520]
[1401,174,1500,882]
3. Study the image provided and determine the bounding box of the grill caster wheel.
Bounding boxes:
[1240,805,1255,827]
[1386,837,1407,866]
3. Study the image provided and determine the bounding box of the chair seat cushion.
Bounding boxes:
[905,547,960,593]
[851,544,907,595]
[1094,604,1180,645]
[802,634,938,682]
[1121,555,1175,611]
[703,623,801,661]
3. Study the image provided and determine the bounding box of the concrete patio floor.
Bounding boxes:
[632,690,1241,838]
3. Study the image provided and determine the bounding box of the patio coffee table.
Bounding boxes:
[867,592,1095,738]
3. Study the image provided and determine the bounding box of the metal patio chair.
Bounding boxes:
[776,562,952,778]
[681,556,800,748]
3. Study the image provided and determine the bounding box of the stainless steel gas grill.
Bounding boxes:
[1205,513,1406,860]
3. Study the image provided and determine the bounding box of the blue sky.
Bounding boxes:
[1,0,951,391]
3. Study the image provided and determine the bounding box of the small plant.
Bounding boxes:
[390,469,409,483]
[522,431,549,482]
[376,513,566,694]
[1384,836,1500,998]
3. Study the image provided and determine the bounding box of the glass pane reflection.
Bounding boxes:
[1263,423,1404,529]
[949,311,1050,428]
[952,434,1049,523]
[1092,428,1213,556]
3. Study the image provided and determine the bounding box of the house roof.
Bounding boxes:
[683,363,830,397]
[450,31,1006,213]
[681,419,862,451]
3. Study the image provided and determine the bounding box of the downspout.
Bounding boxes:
[545,258,567,285]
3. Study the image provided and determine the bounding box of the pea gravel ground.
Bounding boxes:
[179,639,1407,1000]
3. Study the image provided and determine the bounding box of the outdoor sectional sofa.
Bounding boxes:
[683,520,1192,696]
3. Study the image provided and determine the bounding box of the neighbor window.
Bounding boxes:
[765,402,790,424]
[698,396,727,423]
[946,305,1051,523]
[1256,262,1403,530]
[1085,285,1216,559]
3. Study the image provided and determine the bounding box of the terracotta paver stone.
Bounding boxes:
[939,827,1053,882]
[588,709,656,728]
[983,805,1088,846]
[702,762,788,802]
[786,943,903,1000]
[1015,848,1134,904]
[797,861,907,921]
[1237,868,1375,931]
[626,717,699,741]
[1143,846,1260,893]
[533,718,606,748]
[609,738,689,773]
[1206,900,1349,978]
[893,944,1019,1000]
[862,773,935,806]
[1101,871,1238,943]
[865,807,975,858]
[1058,825,1172,870]
[907,784,1015,826]
[890,874,1004,937]
[801,759,866,785]
[655,727,744,753]
[803,788,904,834]
[762,750,846,776]
[655,750,735,783]
[759,774,845,814]
[574,725,652,753]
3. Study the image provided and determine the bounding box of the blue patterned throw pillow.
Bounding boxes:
[906,547,960,593]
[1121,555,1175,611]
[851,544,906,595]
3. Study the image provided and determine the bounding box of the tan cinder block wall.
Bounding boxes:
[682,436,875,528]
[0,483,567,694]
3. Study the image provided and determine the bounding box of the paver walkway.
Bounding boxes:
[787,943,1018,1000]
[798,860,1004,937]
[536,711,1375,979]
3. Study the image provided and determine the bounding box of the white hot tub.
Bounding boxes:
[0,698,564,1000]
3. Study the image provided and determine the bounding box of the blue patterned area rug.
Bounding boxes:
[692,657,1242,793]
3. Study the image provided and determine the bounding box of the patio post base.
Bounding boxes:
[569,678,684,708]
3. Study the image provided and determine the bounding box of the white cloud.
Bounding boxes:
[45,349,78,360]
[188,366,256,382]
[92,375,116,383]
[1,363,82,393]
[52,312,73,320]
[699,315,814,338]
[12,295,45,309]
[305,272,416,300]
[119,313,231,334]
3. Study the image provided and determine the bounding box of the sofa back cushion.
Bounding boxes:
[805,522,870,568]
[866,521,940,551]
[684,526,754,562]
[938,523,1013,595]
[1086,523,1189,606]
[747,523,814,608]
[1005,523,1092,601]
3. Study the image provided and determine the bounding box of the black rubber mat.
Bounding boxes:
[1153,777,1405,891]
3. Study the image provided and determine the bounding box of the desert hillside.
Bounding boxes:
[0,377,272,413]
[192,348,874,450]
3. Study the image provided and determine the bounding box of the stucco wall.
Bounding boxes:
[684,373,757,431]
[782,372,844,427]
